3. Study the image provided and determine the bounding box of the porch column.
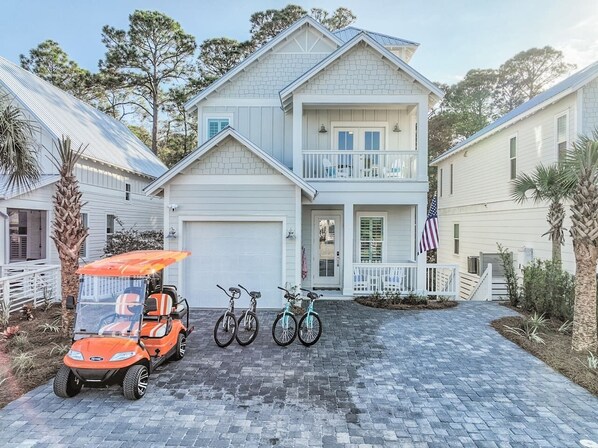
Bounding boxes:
[416,202,427,294]
[292,98,303,176]
[342,203,354,296]
[417,99,428,182]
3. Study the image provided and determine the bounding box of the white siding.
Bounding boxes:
[435,93,579,274]
[582,77,598,135]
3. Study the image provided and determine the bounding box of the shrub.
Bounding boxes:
[6,332,29,352]
[103,228,163,256]
[521,259,574,321]
[11,352,34,378]
[497,244,520,306]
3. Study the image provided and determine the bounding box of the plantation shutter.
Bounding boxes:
[359,217,384,263]
[207,118,230,139]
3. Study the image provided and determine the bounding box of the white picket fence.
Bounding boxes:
[0,263,62,312]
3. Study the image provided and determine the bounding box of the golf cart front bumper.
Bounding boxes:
[71,368,122,385]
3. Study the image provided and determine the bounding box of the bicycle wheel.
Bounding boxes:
[236,310,259,346]
[214,312,237,347]
[272,313,297,346]
[298,312,322,346]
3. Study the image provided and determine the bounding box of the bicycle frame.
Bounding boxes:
[303,299,319,328]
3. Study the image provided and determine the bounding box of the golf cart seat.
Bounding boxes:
[115,293,141,316]
[98,293,142,336]
[141,293,173,338]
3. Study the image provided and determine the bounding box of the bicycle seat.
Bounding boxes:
[229,287,241,296]
[307,292,319,301]
[250,291,261,299]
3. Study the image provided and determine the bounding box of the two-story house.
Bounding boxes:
[0,56,166,268]
[430,61,598,299]
[145,17,449,308]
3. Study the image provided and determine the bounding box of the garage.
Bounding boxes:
[181,220,284,309]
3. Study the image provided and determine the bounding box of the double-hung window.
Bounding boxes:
[453,223,460,255]
[556,113,568,162]
[125,183,131,201]
[359,215,385,263]
[206,118,230,140]
[107,214,116,238]
[509,136,517,180]
[439,168,443,197]
[80,213,88,258]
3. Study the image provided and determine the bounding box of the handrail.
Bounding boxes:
[468,263,492,301]
[0,265,61,283]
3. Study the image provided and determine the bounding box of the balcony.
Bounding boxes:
[302,150,418,181]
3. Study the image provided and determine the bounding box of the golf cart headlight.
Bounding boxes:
[67,350,84,361]
[109,351,136,362]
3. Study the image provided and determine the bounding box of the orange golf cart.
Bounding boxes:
[53,250,192,400]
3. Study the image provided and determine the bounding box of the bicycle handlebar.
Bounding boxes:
[238,284,250,295]
[217,284,227,294]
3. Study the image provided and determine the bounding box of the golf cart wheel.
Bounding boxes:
[122,365,149,400]
[53,365,82,398]
[172,332,186,360]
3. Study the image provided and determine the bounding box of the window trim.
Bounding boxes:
[80,213,88,258]
[439,168,443,197]
[125,183,131,201]
[509,134,517,180]
[106,214,116,237]
[356,212,388,263]
[453,223,460,255]
[555,111,569,162]
[449,163,454,195]
[205,114,233,140]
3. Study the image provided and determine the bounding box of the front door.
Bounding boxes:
[312,212,342,289]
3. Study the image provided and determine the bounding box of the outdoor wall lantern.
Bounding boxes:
[393,123,402,133]
[169,203,179,211]
[286,229,296,240]
[318,124,328,133]
[166,227,177,239]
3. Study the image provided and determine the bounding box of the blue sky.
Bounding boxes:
[1,0,597,83]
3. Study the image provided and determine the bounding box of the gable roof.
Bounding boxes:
[333,26,419,48]
[0,174,59,200]
[279,32,444,111]
[144,127,317,199]
[0,56,166,179]
[184,16,341,110]
[431,61,598,166]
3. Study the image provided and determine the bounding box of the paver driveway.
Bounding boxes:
[0,301,597,447]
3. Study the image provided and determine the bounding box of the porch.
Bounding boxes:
[0,261,61,312]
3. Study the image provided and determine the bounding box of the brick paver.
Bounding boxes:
[0,301,596,447]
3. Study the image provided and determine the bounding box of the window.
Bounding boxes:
[556,113,568,161]
[453,223,460,255]
[439,168,443,197]
[206,118,230,139]
[125,183,131,201]
[107,214,116,236]
[359,215,385,263]
[449,163,454,195]
[509,136,517,180]
[80,213,88,258]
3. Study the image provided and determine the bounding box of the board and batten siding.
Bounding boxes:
[435,92,579,275]
[162,137,299,289]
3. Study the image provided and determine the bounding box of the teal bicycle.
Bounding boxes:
[272,286,322,347]
[298,288,322,346]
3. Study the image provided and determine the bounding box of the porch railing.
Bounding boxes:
[303,151,418,180]
[352,263,459,298]
[0,263,62,313]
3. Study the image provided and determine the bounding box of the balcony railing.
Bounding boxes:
[303,150,418,180]
[0,263,61,313]
[353,263,459,298]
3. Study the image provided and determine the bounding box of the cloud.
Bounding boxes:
[557,11,598,68]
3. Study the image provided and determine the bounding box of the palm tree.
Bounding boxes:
[562,131,598,352]
[511,164,573,264]
[48,136,88,336]
[0,94,40,190]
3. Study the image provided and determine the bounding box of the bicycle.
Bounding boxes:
[213,285,240,347]
[298,288,322,346]
[272,286,299,346]
[236,284,260,346]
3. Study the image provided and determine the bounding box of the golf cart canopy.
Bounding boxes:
[77,250,191,277]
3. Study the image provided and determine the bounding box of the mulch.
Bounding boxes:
[492,313,598,396]
[0,304,70,408]
[355,296,458,310]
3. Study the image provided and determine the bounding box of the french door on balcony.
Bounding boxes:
[333,127,384,177]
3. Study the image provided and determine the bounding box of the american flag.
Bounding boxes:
[418,196,439,254]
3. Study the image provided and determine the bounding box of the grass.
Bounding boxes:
[0,303,70,408]
[492,310,598,396]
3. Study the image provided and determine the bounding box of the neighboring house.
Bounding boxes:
[0,56,166,268]
[431,61,598,299]
[146,17,456,308]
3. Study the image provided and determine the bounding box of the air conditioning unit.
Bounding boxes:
[467,256,480,274]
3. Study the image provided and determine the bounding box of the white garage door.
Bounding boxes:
[182,221,283,309]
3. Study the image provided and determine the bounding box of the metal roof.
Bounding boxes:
[333,26,419,47]
[0,56,167,178]
[431,61,598,165]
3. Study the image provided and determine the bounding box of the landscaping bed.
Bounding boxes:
[0,303,70,408]
[355,295,458,310]
[492,312,597,396]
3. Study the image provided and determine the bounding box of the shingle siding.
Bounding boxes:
[582,77,598,135]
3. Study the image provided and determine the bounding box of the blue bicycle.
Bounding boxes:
[272,286,298,346]
[298,288,322,346]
